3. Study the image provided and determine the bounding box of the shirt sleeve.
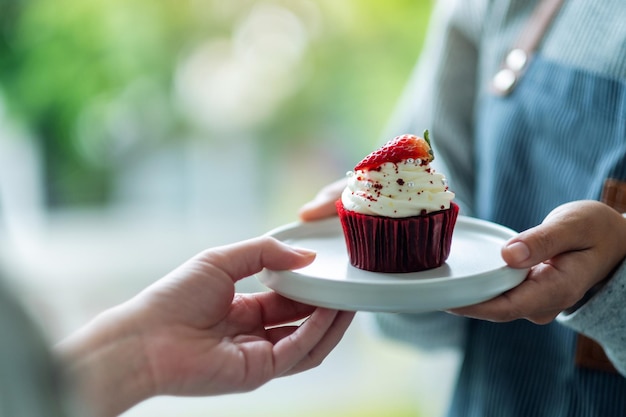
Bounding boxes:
[370,311,468,353]
[0,279,85,417]
[372,0,485,351]
[557,258,626,376]
[381,0,485,218]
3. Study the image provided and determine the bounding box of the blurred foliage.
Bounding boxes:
[0,0,432,207]
[264,0,433,149]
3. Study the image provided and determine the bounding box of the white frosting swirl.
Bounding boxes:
[341,160,455,218]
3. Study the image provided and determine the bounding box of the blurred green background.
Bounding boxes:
[1,0,432,208]
[0,2,458,417]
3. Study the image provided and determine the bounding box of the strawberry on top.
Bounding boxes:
[354,131,434,171]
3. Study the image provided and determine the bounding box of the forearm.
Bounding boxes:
[382,0,481,216]
[54,303,154,417]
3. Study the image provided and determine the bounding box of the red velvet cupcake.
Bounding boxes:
[337,131,458,273]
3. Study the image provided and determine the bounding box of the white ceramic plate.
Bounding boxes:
[256,216,528,313]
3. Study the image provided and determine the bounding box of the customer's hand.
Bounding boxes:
[450,200,626,324]
[57,237,355,417]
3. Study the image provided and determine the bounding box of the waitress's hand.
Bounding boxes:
[298,178,346,221]
[450,200,626,324]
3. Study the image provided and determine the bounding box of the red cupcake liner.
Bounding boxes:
[336,200,459,273]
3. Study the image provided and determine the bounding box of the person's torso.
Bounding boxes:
[451,1,626,416]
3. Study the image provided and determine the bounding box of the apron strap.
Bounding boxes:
[491,0,565,95]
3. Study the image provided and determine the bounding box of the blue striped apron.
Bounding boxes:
[447,56,626,417]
